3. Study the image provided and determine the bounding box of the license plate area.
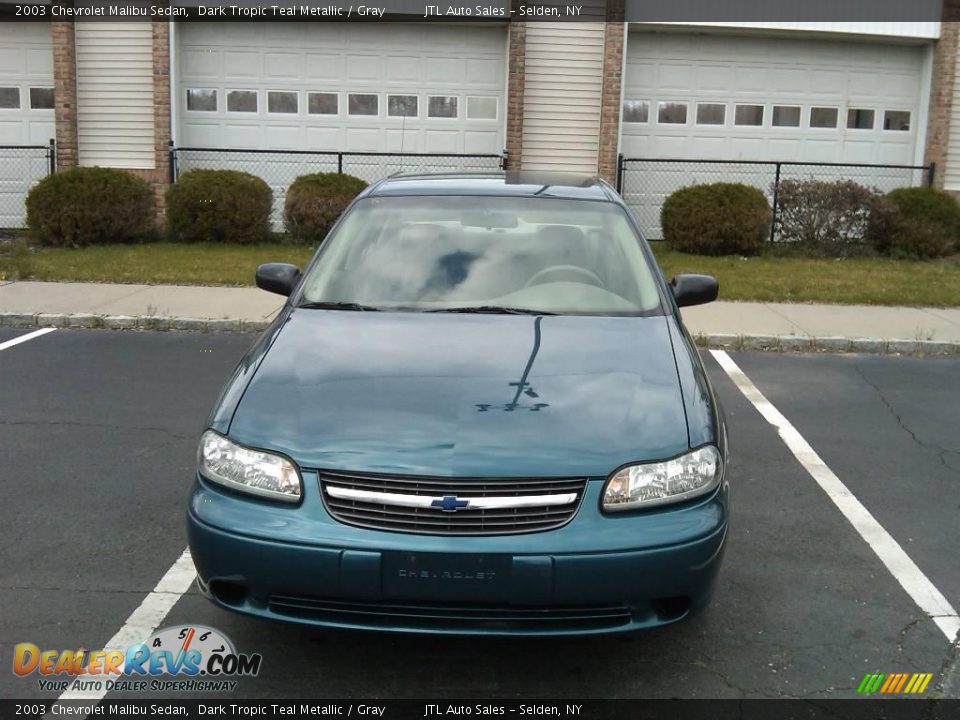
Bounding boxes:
[382,552,512,602]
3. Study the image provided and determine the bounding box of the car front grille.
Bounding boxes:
[268,595,632,632]
[318,471,587,535]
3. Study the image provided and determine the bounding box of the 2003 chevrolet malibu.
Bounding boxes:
[188,172,729,635]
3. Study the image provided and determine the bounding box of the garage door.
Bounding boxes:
[0,21,53,227]
[621,30,925,165]
[620,30,928,238]
[176,22,506,155]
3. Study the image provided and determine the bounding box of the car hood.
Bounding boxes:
[228,309,691,478]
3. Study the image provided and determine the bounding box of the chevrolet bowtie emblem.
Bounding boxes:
[431,495,470,512]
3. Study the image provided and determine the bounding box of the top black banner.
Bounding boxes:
[0,0,948,22]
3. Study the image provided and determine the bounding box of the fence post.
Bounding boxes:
[168,141,177,183]
[769,162,782,243]
[927,162,936,188]
[337,152,343,175]
[48,138,56,174]
[615,154,624,193]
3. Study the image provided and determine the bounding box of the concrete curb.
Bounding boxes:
[691,332,959,357]
[0,311,271,334]
[1,311,958,356]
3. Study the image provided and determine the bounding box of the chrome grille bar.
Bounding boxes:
[326,485,577,510]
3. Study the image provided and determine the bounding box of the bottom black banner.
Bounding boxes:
[0,700,957,720]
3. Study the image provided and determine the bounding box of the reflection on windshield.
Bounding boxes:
[298,196,663,316]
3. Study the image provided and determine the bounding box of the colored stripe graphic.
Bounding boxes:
[880,674,897,693]
[857,672,933,694]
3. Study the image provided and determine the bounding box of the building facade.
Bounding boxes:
[2,9,960,226]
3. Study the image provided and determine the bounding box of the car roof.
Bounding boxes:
[361,171,620,202]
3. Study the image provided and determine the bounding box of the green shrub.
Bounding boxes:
[26,167,154,247]
[871,187,960,259]
[774,179,882,257]
[284,173,367,245]
[661,183,770,255]
[166,170,272,244]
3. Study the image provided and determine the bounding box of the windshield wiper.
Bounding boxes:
[426,306,556,316]
[297,301,382,311]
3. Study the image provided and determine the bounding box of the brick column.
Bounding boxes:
[597,0,625,184]
[505,13,526,171]
[924,12,960,189]
[149,17,172,217]
[127,18,172,222]
[152,18,171,187]
[51,22,78,169]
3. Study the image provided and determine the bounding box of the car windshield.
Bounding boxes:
[297,195,664,316]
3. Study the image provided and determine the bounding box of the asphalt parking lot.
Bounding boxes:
[1,327,958,700]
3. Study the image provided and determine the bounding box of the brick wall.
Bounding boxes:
[505,16,526,171]
[924,19,959,189]
[51,22,78,170]
[125,18,172,219]
[597,3,625,184]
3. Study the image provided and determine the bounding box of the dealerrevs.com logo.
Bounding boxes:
[857,672,934,695]
[13,625,262,693]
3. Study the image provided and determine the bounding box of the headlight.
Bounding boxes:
[602,445,722,512]
[197,430,302,503]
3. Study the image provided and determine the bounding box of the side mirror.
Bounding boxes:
[670,273,718,308]
[256,263,301,297]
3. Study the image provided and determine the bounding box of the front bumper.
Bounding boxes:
[187,471,728,636]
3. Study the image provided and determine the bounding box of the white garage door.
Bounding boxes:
[622,31,925,164]
[621,30,928,237]
[177,22,506,155]
[0,22,54,227]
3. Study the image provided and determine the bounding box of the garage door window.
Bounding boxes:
[308,92,338,116]
[349,94,379,116]
[622,100,649,123]
[467,96,498,120]
[657,102,687,124]
[29,87,54,110]
[772,106,801,128]
[734,105,764,127]
[883,110,910,131]
[428,96,458,119]
[0,87,20,109]
[810,107,838,129]
[227,90,257,113]
[847,108,875,130]
[388,95,418,118]
[696,103,725,126]
[268,91,298,114]
[186,88,217,113]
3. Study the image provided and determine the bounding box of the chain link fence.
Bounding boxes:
[0,142,55,229]
[617,157,933,240]
[171,147,506,229]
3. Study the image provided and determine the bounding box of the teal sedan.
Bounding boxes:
[187,172,728,635]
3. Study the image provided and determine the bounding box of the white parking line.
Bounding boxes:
[55,548,196,704]
[0,327,56,351]
[711,349,960,644]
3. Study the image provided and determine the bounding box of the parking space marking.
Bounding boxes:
[711,349,960,644]
[0,327,56,352]
[56,548,196,703]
